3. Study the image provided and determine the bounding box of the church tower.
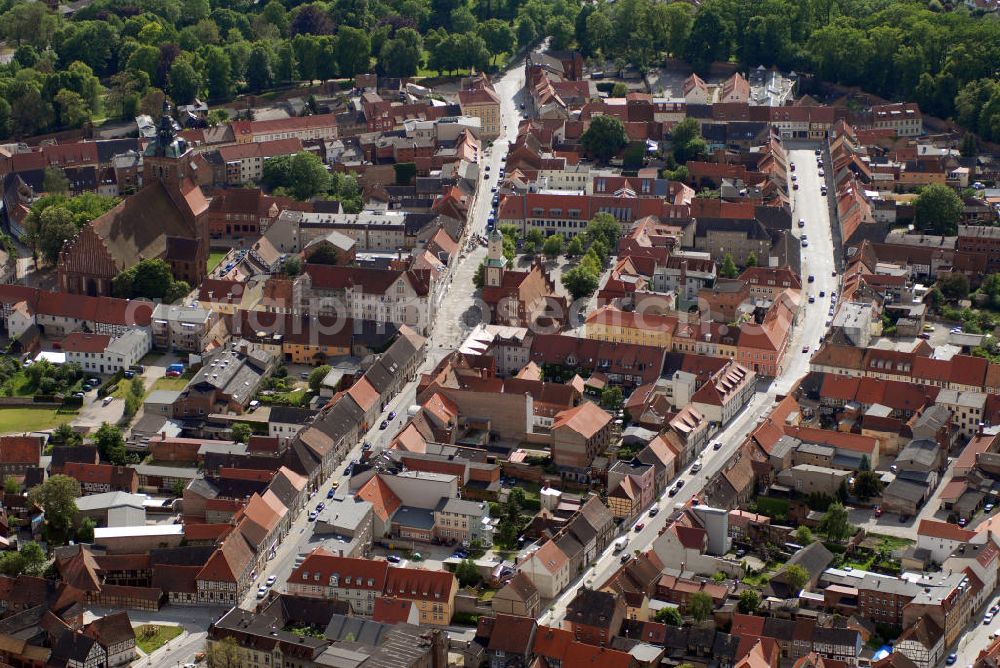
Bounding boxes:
[142,102,193,187]
[484,228,507,288]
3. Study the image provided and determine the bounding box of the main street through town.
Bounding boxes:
[543,146,842,624]
[160,71,849,663]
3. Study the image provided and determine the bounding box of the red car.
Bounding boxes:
[873,506,883,517]
[634,523,645,532]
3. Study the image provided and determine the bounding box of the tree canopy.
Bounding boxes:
[113,258,190,303]
[581,115,627,163]
[28,474,81,544]
[914,184,964,236]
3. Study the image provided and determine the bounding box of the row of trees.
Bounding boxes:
[0,0,568,138]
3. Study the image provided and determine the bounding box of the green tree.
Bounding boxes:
[782,563,810,594]
[612,82,628,97]
[168,58,202,104]
[938,272,970,300]
[719,253,739,278]
[113,258,180,301]
[543,234,564,257]
[688,591,713,622]
[600,386,623,411]
[262,152,331,200]
[52,423,82,446]
[853,470,883,501]
[737,589,761,614]
[473,261,486,289]
[204,637,241,668]
[202,46,233,100]
[246,44,274,92]
[562,265,599,301]
[308,245,339,265]
[231,423,252,443]
[455,558,481,587]
[53,90,91,129]
[0,541,46,576]
[93,422,127,465]
[43,168,70,195]
[566,235,585,256]
[671,117,706,165]
[746,252,758,268]
[545,16,574,51]
[172,478,187,497]
[308,364,332,392]
[337,27,372,77]
[585,212,622,251]
[35,206,77,265]
[685,5,728,74]
[581,115,627,163]
[914,184,963,236]
[819,502,853,542]
[284,256,303,277]
[76,517,96,543]
[3,476,19,494]
[478,19,515,62]
[794,525,813,545]
[379,28,423,77]
[27,475,81,544]
[655,607,683,625]
[859,454,871,472]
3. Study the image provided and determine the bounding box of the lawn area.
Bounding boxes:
[135,624,183,654]
[1,370,83,397]
[752,496,790,520]
[207,251,228,272]
[151,376,189,392]
[0,408,78,434]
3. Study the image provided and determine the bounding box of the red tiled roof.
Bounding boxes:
[383,566,456,602]
[562,642,635,667]
[371,596,414,624]
[533,626,573,660]
[355,476,402,522]
[0,435,41,465]
[289,550,389,591]
[552,402,611,439]
[917,519,975,542]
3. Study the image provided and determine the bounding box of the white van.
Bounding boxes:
[613,537,629,553]
[691,459,703,473]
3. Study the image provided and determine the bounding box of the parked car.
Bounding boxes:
[713,441,723,450]
[102,396,114,406]
[620,553,632,564]
[691,459,702,473]
[379,420,389,430]
[327,488,335,499]
[649,507,659,517]
[123,370,135,379]
[808,275,815,283]
[808,296,816,304]
[945,654,957,665]
[634,523,645,532]
[386,555,401,563]
[308,511,318,521]
[798,219,806,228]
[873,506,883,517]
[987,503,996,513]
[388,411,397,420]
[266,575,276,586]
[256,586,267,599]
[668,487,678,497]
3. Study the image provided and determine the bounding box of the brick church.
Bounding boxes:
[58,106,210,296]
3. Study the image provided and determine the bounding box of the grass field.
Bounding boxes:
[135,625,183,654]
[207,251,228,272]
[0,408,78,434]
[152,376,190,392]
